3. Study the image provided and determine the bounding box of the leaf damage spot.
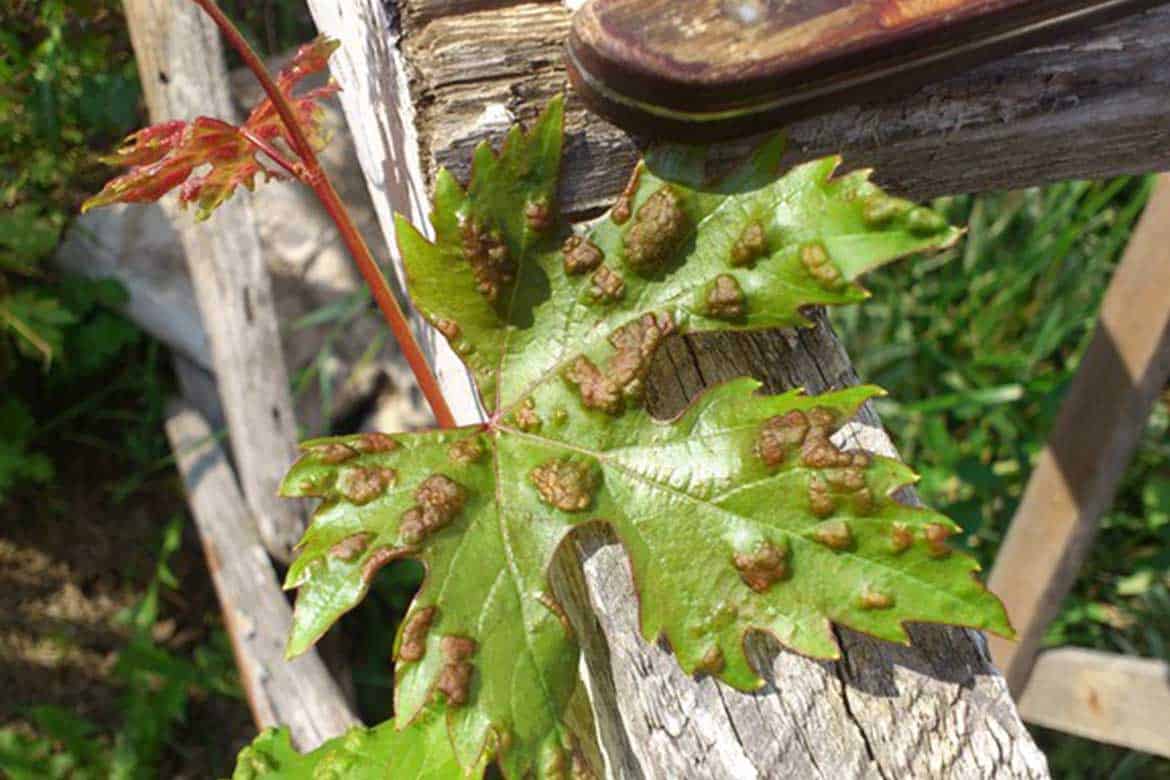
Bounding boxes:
[756,410,810,467]
[730,220,768,267]
[530,458,596,513]
[924,523,954,558]
[329,532,373,562]
[448,436,486,465]
[511,397,542,432]
[400,474,468,545]
[859,587,895,610]
[436,635,476,707]
[563,313,675,413]
[890,523,913,554]
[695,645,725,676]
[733,540,790,592]
[461,215,514,303]
[352,433,399,454]
[861,194,909,226]
[562,235,604,275]
[623,186,688,273]
[906,206,948,236]
[434,318,461,342]
[525,198,553,232]
[610,164,642,225]
[306,442,358,464]
[705,274,746,319]
[588,264,625,303]
[812,519,853,550]
[800,242,844,290]
[398,606,437,662]
[337,466,397,505]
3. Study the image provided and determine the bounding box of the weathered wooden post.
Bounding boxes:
[289,0,1170,775]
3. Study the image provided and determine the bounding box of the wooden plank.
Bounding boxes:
[164,402,359,749]
[122,0,307,561]
[309,2,1049,775]
[1018,648,1170,758]
[988,174,1170,696]
[404,2,1170,217]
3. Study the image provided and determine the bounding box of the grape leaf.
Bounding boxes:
[232,713,479,780]
[261,97,1010,778]
[81,37,339,220]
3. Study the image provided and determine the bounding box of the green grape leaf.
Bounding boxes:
[270,97,1009,778]
[232,712,479,780]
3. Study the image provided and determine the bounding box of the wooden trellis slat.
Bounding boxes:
[165,403,359,748]
[122,0,307,562]
[989,174,1170,695]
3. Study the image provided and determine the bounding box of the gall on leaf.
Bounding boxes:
[82,36,340,221]
[254,96,1011,779]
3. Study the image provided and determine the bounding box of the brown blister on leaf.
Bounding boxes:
[338,466,397,505]
[530,459,596,513]
[756,410,809,467]
[924,523,954,558]
[705,274,746,320]
[861,194,908,226]
[695,646,726,676]
[799,408,855,469]
[808,475,836,518]
[890,522,914,554]
[588,264,625,303]
[398,606,438,662]
[562,235,604,275]
[329,532,373,562]
[813,519,853,550]
[511,398,542,432]
[461,215,515,303]
[623,186,688,274]
[448,436,486,465]
[352,433,400,453]
[800,242,844,290]
[436,635,477,707]
[525,198,553,232]
[610,163,642,225]
[732,541,790,593]
[859,587,895,610]
[434,318,461,342]
[400,474,468,545]
[307,442,358,464]
[730,220,768,267]
[906,206,948,236]
[564,312,675,414]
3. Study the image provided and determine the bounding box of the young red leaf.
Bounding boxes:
[82,36,340,221]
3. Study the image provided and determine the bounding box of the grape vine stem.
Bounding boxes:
[190,0,457,429]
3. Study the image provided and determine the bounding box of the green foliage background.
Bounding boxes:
[0,0,1166,776]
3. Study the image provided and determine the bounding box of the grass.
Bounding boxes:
[832,176,1170,778]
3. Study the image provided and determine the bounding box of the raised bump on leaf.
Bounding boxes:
[732,540,790,592]
[329,533,372,562]
[890,523,914,553]
[800,242,845,290]
[461,216,514,303]
[399,606,437,662]
[812,519,853,550]
[859,588,895,610]
[511,398,542,432]
[756,410,809,467]
[530,458,596,512]
[436,635,476,707]
[730,221,768,267]
[704,274,746,320]
[587,264,625,303]
[400,474,468,545]
[353,432,399,453]
[337,466,396,505]
[449,436,486,464]
[562,235,604,275]
[525,198,553,232]
[623,186,688,273]
[924,523,954,558]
